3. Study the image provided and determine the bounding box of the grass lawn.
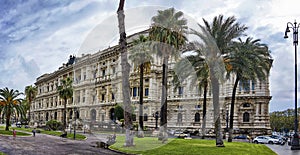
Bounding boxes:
[0,129,31,136]
[0,125,85,140]
[110,136,276,155]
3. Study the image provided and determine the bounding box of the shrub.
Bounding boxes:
[46,120,63,131]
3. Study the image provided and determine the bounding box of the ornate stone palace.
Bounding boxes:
[31,31,272,136]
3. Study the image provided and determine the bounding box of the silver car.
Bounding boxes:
[253,136,277,144]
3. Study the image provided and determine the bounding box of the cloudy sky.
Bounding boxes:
[0,0,299,112]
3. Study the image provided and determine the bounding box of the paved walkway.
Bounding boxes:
[0,131,125,155]
[265,143,300,155]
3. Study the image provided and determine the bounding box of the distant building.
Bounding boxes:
[31,30,272,136]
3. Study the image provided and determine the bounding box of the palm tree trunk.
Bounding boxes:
[159,56,168,142]
[138,63,144,137]
[28,99,31,124]
[201,82,208,139]
[117,0,134,147]
[228,76,239,142]
[5,112,10,131]
[210,75,224,146]
[0,111,2,124]
[63,97,67,131]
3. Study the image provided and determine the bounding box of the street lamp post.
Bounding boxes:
[284,20,300,150]
[154,111,159,129]
[73,107,77,140]
[226,110,229,132]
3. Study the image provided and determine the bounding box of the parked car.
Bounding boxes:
[269,135,285,145]
[174,131,189,138]
[253,136,278,144]
[16,122,22,128]
[233,135,247,139]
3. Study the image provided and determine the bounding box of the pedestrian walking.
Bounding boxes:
[32,128,36,137]
[12,129,16,140]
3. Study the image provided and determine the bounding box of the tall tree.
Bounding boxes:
[149,7,187,142]
[225,37,272,142]
[129,35,153,138]
[270,108,300,132]
[117,0,134,146]
[173,51,209,139]
[25,85,37,124]
[0,87,25,131]
[57,77,73,131]
[190,25,226,147]
[202,15,247,144]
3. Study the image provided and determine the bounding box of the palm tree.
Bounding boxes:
[202,15,247,54]
[200,15,247,146]
[129,35,153,138]
[149,7,187,141]
[225,37,272,142]
[25,85,37,124]
[0,87,25,131]
[173,50,210,139]
[117,0,134,146]
[57,77,73,131]
[190,25,226,146]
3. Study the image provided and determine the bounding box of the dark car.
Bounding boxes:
[233,135,247,139]
[16,122,22,128]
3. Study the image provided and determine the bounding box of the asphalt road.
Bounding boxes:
[0,132,125,155]
[265,143,300,155]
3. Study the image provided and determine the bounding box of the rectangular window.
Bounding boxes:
[102,70,106,77]
[251,81,255,91]
[112,93,115,100]
[145,88,149,96]
[77,96,80,103]
[133,87,137,97]
[101,94,105,101]
[112,67,116,74]
[93,72,96,78]
[178,87,183,95]
[239,80,250,93]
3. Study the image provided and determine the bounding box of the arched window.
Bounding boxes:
[76,110,80,119]
[91,109,96,121]
[243,112,250,122]
[54,112,57,120]
[101,114,105,122]
[46,112,49,121]
[109,108,115,121]
[177,113,182,122]
[144,113,148,121]
[195,112,200,122]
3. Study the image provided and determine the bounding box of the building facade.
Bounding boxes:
[31,31,272,136]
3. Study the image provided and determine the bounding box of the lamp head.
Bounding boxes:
[284,31,289,39]
[284,26,290,39]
